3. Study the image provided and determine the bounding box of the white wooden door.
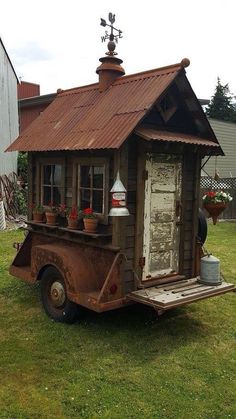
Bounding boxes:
[142,154,182,281]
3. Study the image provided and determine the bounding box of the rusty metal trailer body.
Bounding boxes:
[10,226,126,314]
[9,204,234,322]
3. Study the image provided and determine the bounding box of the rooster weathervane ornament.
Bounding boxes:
[100,13,123,56]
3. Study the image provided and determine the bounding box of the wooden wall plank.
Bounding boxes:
[134,142,146,281]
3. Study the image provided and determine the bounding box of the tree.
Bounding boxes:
[206,78,236,123]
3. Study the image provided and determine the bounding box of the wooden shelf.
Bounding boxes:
[59,227,111,239]
[26,221,112,239]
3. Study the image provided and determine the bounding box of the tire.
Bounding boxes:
[198,208,208,244]
[40,266,78,323]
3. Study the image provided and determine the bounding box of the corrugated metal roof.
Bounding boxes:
[7,63,184,152]
[135,127,222,148]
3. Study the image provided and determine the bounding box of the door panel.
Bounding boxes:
[142,154,182,281]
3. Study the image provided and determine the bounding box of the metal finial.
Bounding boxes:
[100,12,123,56]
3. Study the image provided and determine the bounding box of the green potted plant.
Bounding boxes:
[32,203,44,223]
[203,191,233,224]
[82,207,98,233]
[45,201,58,225]
[67,206,79,229]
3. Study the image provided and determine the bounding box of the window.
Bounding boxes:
[77,159,108,219]
[41,164,63,205]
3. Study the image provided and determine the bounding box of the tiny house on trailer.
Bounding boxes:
[7,18,235,322]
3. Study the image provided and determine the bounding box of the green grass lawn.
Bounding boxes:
[0,224,235,419]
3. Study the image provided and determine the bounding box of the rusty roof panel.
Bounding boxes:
[8,62,211,152]
[135,127,222,147]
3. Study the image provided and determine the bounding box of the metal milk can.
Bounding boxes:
[199,254,221,286]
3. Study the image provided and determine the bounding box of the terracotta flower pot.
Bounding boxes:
[204,203,227,225]
[33,212,44,223]
[45,212,57,225]
[83,218,98,233]
[67,218,78,230]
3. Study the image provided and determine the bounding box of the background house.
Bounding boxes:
[201,118,236,219]
[0,38,19,176]
[202,118,236,178]
[18,81,56,133]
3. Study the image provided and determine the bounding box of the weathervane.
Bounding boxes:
[100,13,123,56]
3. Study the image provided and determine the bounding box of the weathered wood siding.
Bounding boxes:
[0,40,18,176]
[29,144,200,287]
[123,139,137,292]
[181,151,200,277]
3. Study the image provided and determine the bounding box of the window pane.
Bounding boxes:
[93,190,103,213]
[93,166,104,188]
[53,187,62,205]
[43,186,51,205]
[43,166,52,185]
[80,166,91,188]
[80,189,91,209]
[52,165,62,186]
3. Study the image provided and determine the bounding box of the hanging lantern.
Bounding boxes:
[109,171,129,216]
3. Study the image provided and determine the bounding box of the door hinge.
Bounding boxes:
[142,170,148,181]
[139,257,145,268]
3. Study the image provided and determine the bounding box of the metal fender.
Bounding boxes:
[31,242,120,299]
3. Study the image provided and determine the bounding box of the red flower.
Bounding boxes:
[83,207,96,219]
[69,206,78,220]
[207,191,216,198]
[59,204,66,211]
[84,208,93,215]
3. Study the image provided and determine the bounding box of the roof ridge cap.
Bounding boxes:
[116,62,184,83]
[59,82,99,95]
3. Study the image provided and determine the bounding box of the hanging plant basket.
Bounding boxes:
[202,191,233,225]
[204,202,227,225]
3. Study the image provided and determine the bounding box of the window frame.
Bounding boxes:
[73,157,109,224]
[37,157,65,209]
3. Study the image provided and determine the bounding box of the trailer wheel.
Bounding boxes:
[198,208,208,245]
[40,266,78,323]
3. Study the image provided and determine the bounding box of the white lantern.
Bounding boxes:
[109,171,130,216]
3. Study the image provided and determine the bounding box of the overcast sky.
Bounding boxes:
[1,0,235,100]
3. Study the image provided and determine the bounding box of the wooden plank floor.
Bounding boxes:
[128,278,235,310]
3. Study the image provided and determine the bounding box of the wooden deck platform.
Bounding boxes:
[128,278,235,310]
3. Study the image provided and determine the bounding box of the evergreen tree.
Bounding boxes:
[206,78,236,122]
